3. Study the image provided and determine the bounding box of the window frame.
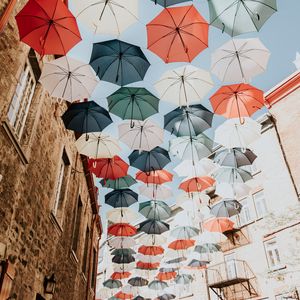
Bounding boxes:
[264,239,283,270]
[239,197,253,226]
[253,190,268,218]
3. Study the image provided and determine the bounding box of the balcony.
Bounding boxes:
[219,226,250,252]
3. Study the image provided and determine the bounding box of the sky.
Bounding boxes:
[67,0,300,238]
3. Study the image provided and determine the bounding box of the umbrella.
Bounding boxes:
[112,248,136,256]
[165,257,187,265]
[151,0,190,7]
[39,56,98,102]
[136,261,160,270]
[147,5,209,62]
[101,175,137,190]
[155,66,213,106]
[105,189,138,208]
[90,40,150,86]
[139,184,173,200]
[138,246,165,256]
[210,83,264,123]
[156,294,176,300]
[168,239,195,250]
[115,291,133,300]
[107,208,140,223]
[75,132,120,158]
[108,223,137,236]
[15,0,81,56]
[136,170,173,185]
[111,272,131,280]
[148,280,168,290]
[138,235,166,247]
[213,167,252,184]
[114,263,136,273]
[112,254,135,264]
[194,243,221,254]
[129,147,171,173]
[88,156,128,179]
[72,0,138,35]
[171,226,199,240]
[108,88,159,127]
[133,296,149,300]
[208,0,277,36]
[164,104,213,137]
[187,259,209,269]
[196,231,227,244]
[169,134,213,161]
[211,38,271,82]
[156,272,177,281]
[214,148,257,168]
[108,237,136,249]
[179,176,215,193]
[215,118,261,149]
[119,120,164,151]
[136,254,163,263]
[139,200,171,220]
[139,220,170,235]
[109,297,120,300]
[128,277,149,287]
[215,182,251,199]
[175,274,193,285]
[122,285,138,295]
[203,217,235,233]
[210,199,243,218]
[103,279,122,289]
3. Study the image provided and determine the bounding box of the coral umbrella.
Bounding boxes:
[101,175,137,190]
[179,176,215,193]
[210,84,264,123]
[115,291,133,300]
[156,271,177,281]
[138,246,165,256]
[88,156,128,180]
[136,170,173,185]
[136,261,160,270]
[15,0,81,56]
[203,217,235,233]
[108,223,137,236]
[168,239,195,250]
[111,272,131,280]
[147,5,209,63]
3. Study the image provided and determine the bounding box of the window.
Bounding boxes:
[7,59,36,139]
[82,227,90,275]
[72,196,83,254]
[91,248,97,289]
[265,240,282,269]
[254,190,268,218]
[239,197,253,225]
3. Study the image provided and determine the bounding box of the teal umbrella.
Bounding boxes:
[103,279,122,289]
[107,87,159,127]
[194,243,221,254]
[175,274,193,285]
[208,0,277,37]
[101,175,137,189]
[139,200,171,220]
[148,280,168,290]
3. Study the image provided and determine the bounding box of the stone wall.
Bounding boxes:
[0,1,101,300]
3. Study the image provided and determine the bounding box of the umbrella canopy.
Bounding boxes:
[108,237,136,249]
[122,285,138,295]
[148,280,168,291]
[111,272,132,280]
[136,170,173,185]
[72,0,138,35]
[175,274,193,285]
[119,120,164,151]
[88,156,128,180]
[194,243,221,254]
[129,147,171,173]
[156,272,177,281]
[147,5,208,62]
[108,223,137,236]
[151,0,190,7]
[103,279,122,289]
[107,208,140,224]
[108,88,159,127]
[62,101,111,135]
[211,38,271,82]
[168,239,195,250]
[16,0,81,56]
[171,226,199,240]
[214,148,257,168]
[105,189,138,208]
[136,254,163,263]
[133,296,149,300]
[155,65,213,106]
[165,257,187,265]
[90,40,150,86]
[210,199,243,218]
[113,263,136,273]
[164,104,214,137]
[196,231,227,244]
[210,84,265,122]
[139,220,170,235]
[139,200,171,220]
[187,259,209,269]
[215,182,251,199]
[112,254,135,264]
[136,261,160,270]
[75,132,120,158]
[128,277,149,287]
[203,217,235,233]
[208,0,277,36]
[169,134,213,161]
[215,118,261,149]
[213,167,252,184]
[101,175,137,190]
[115,291,133,300]
[156,294,176,300]
[138,235,166,247]
[179,176,215,193]
[112,248,136,256]
[139,184,173,200]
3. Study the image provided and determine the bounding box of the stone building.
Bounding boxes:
[0,1,102,300]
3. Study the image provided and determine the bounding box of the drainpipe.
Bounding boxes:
[0,0,17,34]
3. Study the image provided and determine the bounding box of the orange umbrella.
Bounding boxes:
[136,170,173,185]
[115,291,133,300]
[138,245,165,256]
[179,176,215,193]
[146,5,209,63]
[210,83,264,123]
[108,223,137,236]
[168,239,195,250]
[156,271,177,281]
[136,261,160,270]
[111,272,131,280]
[203,217,234,233]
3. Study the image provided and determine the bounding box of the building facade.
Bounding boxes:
[0,1,102,300]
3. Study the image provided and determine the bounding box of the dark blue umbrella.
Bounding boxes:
[112,254,135,264]
[151,0,190,7]
[90,39,150,86]
[105,189,138,208]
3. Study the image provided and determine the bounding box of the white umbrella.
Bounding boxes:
[215,182,251,199]
[122,285,139,295]
[138,234,167,247]
[113,263,135,272]
[75,132,120,158]
[196,231,227,244]
[211,38,270,83]
[214,118,261,149]
[136,254,163,263]
[108,237,136,249]
[139,184,173,200]
[107,208,140,223]
[155,65,214,107]
[39,56,98,102]
[72,0,138,35]
[118,120,164,152]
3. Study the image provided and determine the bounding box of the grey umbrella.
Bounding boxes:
[148,280,168,290]
[213,167,252,184]
[175,274,194,285]
[210,199,243,218]
[194,243,221,254]
[139,219,170,235]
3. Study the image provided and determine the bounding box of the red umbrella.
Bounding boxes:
[156,271,177,281]
[203,217,235,233]
[147,5,209,63]
[115,291,133,300]
[111,272,131,280]
[108,223,137,237]
[168,239,195,250]
[138,245,165,256]
[136,261,160,270]
[136,170,173,185]
[210,83,264,123]
[15,0,81,56]
[88,156,129,179]
[179,176,215,193]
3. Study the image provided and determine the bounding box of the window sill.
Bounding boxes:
[49,212,63,235]
[268,265,287,273]
[2,120,28,165]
